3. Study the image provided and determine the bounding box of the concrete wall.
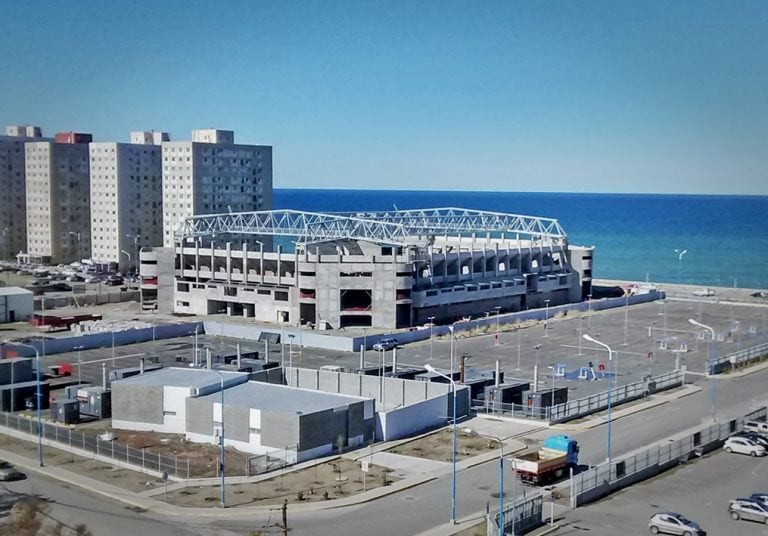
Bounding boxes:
[4,321,204,358]
[204,321,354,352]
[0,290,34,322]
[260,410,299,450]
[112,383,163,427]
[376,393,449,441]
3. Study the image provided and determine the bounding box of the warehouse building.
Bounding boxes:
[0,287,33,323]
[161,207,594,329]
[111,368,249,434]
[185,380,374,462]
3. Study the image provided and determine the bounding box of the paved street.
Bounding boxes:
[547,449,768,535]
[1,295,767,535]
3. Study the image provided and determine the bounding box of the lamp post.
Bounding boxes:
[516,328,522,370]
[287,334,295,384]
[68,231,81,263]
[494,306,501,345]
[674,249,687,284]
[75,345,84,385]
[449,325,455,378]
[688,318,717,422]
[12,341,43,466]
[360,327,367,369]
[126,234,140,275]
[425,364,457,524]
[544,299,550,337]
[463,429,505,536]
[582,334,613,464]
[120,250,131,274]
[211,370,226,507]
[623,294,629,346]
[587,294,593,328]
[428,316,435,360]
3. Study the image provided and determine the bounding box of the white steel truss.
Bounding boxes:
[175,207,567,246]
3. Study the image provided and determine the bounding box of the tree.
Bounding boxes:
[2,499,93,536]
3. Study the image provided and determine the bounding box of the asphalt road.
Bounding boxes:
[548,449,768,536]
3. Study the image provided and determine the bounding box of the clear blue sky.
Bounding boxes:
[1,0,766,194]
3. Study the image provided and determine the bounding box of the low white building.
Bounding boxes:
[0,287,33,323]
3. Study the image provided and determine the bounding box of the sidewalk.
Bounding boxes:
[0,383,702,521]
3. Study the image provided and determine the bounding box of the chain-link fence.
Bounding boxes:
[0,412,190,478]
[472,369,683,424]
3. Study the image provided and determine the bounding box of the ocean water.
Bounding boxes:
[274,189,768,290]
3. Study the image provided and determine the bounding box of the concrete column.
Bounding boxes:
[226,242,232,284]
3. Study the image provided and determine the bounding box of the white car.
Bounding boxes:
[372,338,398,351]
[724,436,766,457]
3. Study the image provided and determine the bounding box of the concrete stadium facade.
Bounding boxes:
[160,208,594,330]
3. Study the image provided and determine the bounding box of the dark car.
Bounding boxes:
[105,277,124,287]
[732,432,768,449]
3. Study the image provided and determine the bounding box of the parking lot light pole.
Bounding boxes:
[211,370,226,507]
[463,428,504,536]
[449,326,455,378]
[688,318,717,422]
[13,342,43,467]
[582,334,613,464]
[544,299,550,337]
[428,316,435,360]
[425,364,457,524]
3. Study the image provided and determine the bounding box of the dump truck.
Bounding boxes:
[510,434,579,484]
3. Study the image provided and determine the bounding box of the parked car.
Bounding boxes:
[743,420,768,436]
[648,512,705,535]
[66,274,85,282]
[0,461,24,482]
[85,275,102,284]
[728,498,768,524]
[372,338,399,351]
[731,432,768,449]
[749,493,768,508]
[724,436,766,457]
[104,277,124,287]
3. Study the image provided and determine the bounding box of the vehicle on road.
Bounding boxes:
[724,436,766,456]
[648,512,706,535]
[510,434,579,484]
[743,420,768,436]
[0,464,25,482]
[372,338,398,351]
[731,432,768,449]
[728,498,768,524]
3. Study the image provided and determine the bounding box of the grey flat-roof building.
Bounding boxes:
[111,367,249,434]
[185,381,374,462]
[0,287,34,323]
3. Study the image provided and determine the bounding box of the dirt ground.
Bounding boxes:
[388,428,496,462]
[0,433,165,493]
[165,457,398,508]
[69,419,250,477]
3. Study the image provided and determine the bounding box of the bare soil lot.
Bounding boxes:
[388,428,496,462]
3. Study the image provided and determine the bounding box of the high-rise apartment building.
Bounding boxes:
[25,133,92,265]
[90,132,168,272]
[161,129,273,247]
[0,126,46,260]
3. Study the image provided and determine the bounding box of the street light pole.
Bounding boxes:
[13,342,43,466]
[428,316,435,361]
[689,318,717,422]
[449,325,455,379]
[425,364,457,524]
[463,429,504,536]
[544,299,550,337]
[211,370,226,507]
[583,334,613,464]
[674,249,687,284]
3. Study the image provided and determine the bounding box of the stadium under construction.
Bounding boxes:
[140,208,594,330]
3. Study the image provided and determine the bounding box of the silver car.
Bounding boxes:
[649,512,706,535]
[729,498,768,524]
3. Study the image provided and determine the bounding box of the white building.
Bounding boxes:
[0,287,34,323]
[89,132,167,272]
[0,126,46,260]
[161,129,273,247]
[24,133,92,265]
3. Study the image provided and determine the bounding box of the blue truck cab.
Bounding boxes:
[543,434,580,466]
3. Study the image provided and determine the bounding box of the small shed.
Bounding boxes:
[0,287,34,323]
